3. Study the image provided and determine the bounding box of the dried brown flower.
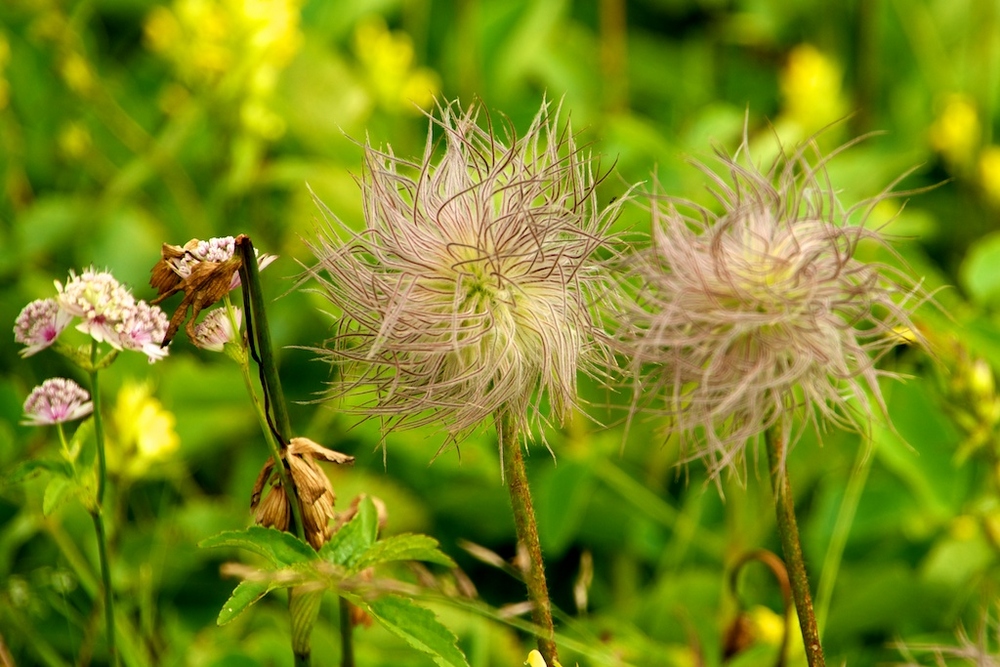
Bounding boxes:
[250,437,355,549]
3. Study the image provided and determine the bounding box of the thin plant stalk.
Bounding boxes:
[765,425,825,667]
[339,597,355,667]
[815,439,873,637]
[88,341,118,667]
[236,236,323,667]
[497,411,558,664]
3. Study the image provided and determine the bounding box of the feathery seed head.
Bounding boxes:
[309,99,625,446]
[616,135,925,479]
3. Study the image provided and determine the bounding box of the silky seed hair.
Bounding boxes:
[307,99,627,454]
[614,131,927,480]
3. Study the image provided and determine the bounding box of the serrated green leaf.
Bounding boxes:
[354,533,456,571]
[42,476,72,516]
[217,580,273,625]
[199,526,316,567]
[5,458,73,485]
[320,496,378,569]
[366,595,469,667]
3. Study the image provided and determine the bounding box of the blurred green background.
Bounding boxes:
[3,0,1000,665]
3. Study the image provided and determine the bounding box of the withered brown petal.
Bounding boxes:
[250,457,276,510]
[288,455,331,505]
[254,485,291,533]
[288,437,355,465]
[156,254,243,346]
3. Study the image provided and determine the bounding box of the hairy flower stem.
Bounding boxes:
[236,236,320,667]
[765,426,825,667]
[497,412,558,664]
[88,342,118,666]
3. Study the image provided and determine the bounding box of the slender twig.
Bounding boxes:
[236,236,320,667]
[88,342,118,666]
[765,426,826,667]
[497,411,558,664]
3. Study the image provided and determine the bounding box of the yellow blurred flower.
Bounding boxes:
[58,121,91,160]
[59,52,93,95]
[748,605,804,658]
[524,649,563,667]
[979,145,1000,205]
[779,44,847,136]
[110,380,180,479]
[353,16,439,113]
[143,0,302,138]
[929,94,980,170]
[0,32,9,111]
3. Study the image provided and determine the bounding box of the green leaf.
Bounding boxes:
[199,526,316,567]
[366,595,470,667]
[319,496,379,569]
[42,476,72,516]
[216,580,274,625]
[354,533,456,571]
[5,458,73,485]
[66,418,94,462]
[962,231,1000,304]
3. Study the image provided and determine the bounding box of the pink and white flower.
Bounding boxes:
[22,377,94,426]
[14,298,72,357]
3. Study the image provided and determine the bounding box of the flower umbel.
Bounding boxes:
[616,135,924,478]
[309,99,624,447]
[23,377,94,426]
[14,298,72,357]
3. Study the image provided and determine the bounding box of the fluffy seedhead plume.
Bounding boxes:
[615,133,926,480]
[308,99,625,453]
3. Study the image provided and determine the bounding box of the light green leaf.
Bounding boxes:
[354,533,456,571]
[66,418,94,462]
[216,580,274,625]
[320,496,378,569]
[961,231,1000,304]
[42,476,72,516]
[199,526,316,567]
[366,595,470,667]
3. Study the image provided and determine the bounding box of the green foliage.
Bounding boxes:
[5,0,1000,665]
[202,498,466,665]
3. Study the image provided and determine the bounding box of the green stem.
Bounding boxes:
[236,236,316,667]
[497,412,558,665]
[814,440,872,637]
[88,343,118,666]
[765,426,825,667]
[339,598,355,667]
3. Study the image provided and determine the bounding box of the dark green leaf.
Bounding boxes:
[366,595,469,667]
[199,526,316,567]
[354,533,456,571]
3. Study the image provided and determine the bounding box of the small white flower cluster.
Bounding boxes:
[14,267,169,363]
[22,377,93,426]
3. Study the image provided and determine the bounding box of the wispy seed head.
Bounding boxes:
[615,134,926,479]
[308,99,626,449]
